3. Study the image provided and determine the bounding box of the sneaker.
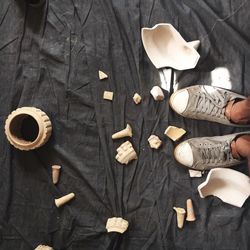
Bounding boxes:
[169,85,249,126]
[174,131,250,171]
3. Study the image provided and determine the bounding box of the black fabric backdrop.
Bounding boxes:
[0,0,250,249]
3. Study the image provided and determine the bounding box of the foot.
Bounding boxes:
[169,85,249,127]
[174,131,250,171]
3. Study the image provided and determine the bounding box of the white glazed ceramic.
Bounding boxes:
[141,23,200,70]
[198,168,250,207]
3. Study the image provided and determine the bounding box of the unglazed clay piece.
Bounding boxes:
[106,217,129,234]
[186,199,196,221]
[112,124,132,139]
[148,135,162,149]
[99,70,108,80]
[198,168,250,207]
[141,23,200,70]
[189,169,203,178]
[52,165,61,185]
[103,91,113,101]
[173,207,186,229]
[150,86,164,101]
[164,126,186,141]
[115,141,137,165]
[55,193,75,208]
[5,107,52,151]
[34,245,53,250]
[133,93,142,104]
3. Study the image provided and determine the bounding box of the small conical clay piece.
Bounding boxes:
[99,70,108,80]
[115,141,137,165]
[52,165,61,184]
[173,207,186,229]
[55,193,75,208]
[164,126,186,141]
[150,86,164,101]
[148,135,162,149]
[35,245,53,250]
[186,199,196,221]
[133,93,142,104]
[103,91,113,101]
[112,124,132,139]
[106,217,129,234]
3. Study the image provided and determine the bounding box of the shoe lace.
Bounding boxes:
[192,89,228,118]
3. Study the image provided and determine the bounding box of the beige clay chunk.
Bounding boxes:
[55,193,75,208]
[189,169,203,178]
[103,91,113,101]
[52,165,61,184]
[115,141,137,165]
[112,124,132,139]
[148,135,162,149]
[99,70,108,80]
[150,86,164,101]
[164,126,186,141]
[5,107,52,151]
[173,207,186,229]
[106,217,129,234]
[133,93,142,104]
[186,199,196,222]
[34,245,53,250]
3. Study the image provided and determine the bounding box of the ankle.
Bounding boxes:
[233,135,250,159]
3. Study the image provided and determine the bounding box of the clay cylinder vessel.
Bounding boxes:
[52,165,61,184]
[186,199,196,221]
[173,207,186,229]
[5,107,52,150]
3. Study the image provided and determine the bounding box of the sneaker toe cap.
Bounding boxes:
[174,142,193,167]
[170,89,189,114]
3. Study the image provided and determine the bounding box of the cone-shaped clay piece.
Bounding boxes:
[106,217,129,234]
[5,107,52,151]
[99,70,108,80]
[52,165,61,184]
[173,207,186,229]
[164,126,186,141]
[141,23,200,70]
[148,135,162,149]
[103,91,113,101]
[186,199,196,221]
[198,168,250,207]
[35,245,53,250]
[112,124,132,139]
[115,141,137,165]
[150,86,164,101]
[55,193,75,208]
[133,93,142,104]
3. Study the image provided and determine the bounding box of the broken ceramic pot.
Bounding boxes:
[148,135,162,149]
[115,141,137,165]
[173,207,186,229]
[112,124,132,139]
[106,217,129,234]
[164,126,186,141]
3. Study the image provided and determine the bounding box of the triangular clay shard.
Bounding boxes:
[164,126,186,141]
[99,70,108,80]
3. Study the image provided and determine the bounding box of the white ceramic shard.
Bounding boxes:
[148,135,162,149]
[173,207,186,229]
[141,23,200,70]
[186,199,196,222]
[52,165,61,184]
[103,91,113,101]
[35,245,53,250]
[112,124,132,139]
[133,93,142,104]
[106,217,129,234]
[189,169,203,178]
[150,86,164,101]
[164,126,186,141]
[99,70,108,80]
[55,193,75,208]
[198,168,250,207]
[115,141,137,165]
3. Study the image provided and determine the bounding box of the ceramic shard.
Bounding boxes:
[115,141,137,165]
[112,124,132,139]
[150,86,164,101]
[52,165,61,184]
[148,135,162,149]
[186,199,196,221]
[133,93,142,104]
[99,70,108,80]
[106,217,129,234]
[103,91,113,101]
[164,126,186,141]
[55,193,75,208]
[189,169,203,178]
[173,207,186,229]
[34,245,53,250]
